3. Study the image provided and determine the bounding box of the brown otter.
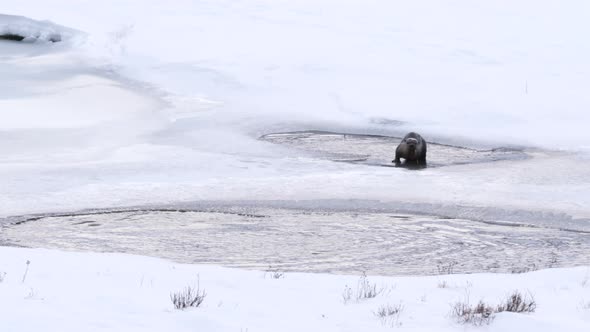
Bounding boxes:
[393,132,427,166]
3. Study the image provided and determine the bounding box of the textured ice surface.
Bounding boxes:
[2,208,589,275]
[261,131,528,167]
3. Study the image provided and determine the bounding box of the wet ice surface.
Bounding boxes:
[2,207,588,275]
[260,131,528,168]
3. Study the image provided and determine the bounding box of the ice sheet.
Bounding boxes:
[1,2,590,228]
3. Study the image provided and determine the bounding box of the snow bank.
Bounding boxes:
[0,74,163,130]
[0,247,589,331]
[5,1,590,150]
[0,14,77,43]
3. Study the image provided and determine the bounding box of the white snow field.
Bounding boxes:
[1,247,590,332]
[2,0,590,330]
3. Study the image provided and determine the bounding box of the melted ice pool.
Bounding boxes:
[260,131,528,168]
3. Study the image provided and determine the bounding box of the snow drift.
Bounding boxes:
[0,14,78,43]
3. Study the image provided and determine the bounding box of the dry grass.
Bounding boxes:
[374,303,404,326]
[450,290,536,325]
[265,265,285,279]
[436,260,458,275]
[171,278,206,310]
[342,273,383,304]
[496,291,536,313]
[451,300,495,326]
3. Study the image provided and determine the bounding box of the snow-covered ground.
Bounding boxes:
[1,247,590,332]
[2,1,590,330]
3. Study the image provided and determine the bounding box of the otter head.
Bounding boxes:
[404,138,418,159]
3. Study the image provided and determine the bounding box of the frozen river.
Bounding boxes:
[3,129,588,276]
[3,126,590,276]
[2,204,589,275]
[2,5,590,277]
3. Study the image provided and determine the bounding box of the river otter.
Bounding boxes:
[393,132,427,165]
